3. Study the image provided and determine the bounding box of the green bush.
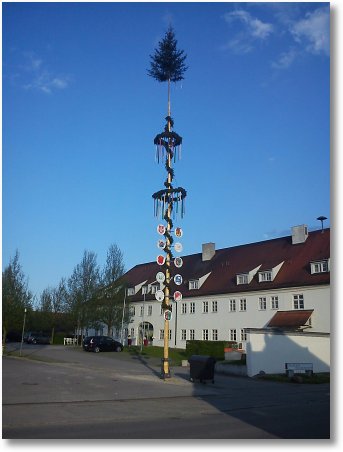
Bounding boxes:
[186,340,227,360]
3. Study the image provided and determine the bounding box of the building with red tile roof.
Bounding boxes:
[121,225,330,349]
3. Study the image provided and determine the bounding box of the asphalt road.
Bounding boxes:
[2,343,330,439]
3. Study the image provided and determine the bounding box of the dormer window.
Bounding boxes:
[237,274,249,285]
[189,279,199,290]
[258,271,272,282]
[127,288,135,296]
[142,286,149,295]
[150,285,159,294]
[310,259,329,274]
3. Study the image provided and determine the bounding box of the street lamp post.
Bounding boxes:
[20,308,27,357]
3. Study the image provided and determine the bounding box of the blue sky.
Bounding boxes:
[2,1,331,301]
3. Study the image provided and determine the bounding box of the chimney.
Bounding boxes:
[202,243,215,261]
[291,225,309,244]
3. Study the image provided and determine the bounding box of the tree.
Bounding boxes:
[93,244,128,337]
[39,278,68,343]
[2,250,33,342]
[66,250,100,343]
[148,26,188,115]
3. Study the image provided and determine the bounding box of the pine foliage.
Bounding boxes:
[148,26,187,82]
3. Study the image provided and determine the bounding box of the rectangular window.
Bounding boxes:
[259,271,272,282]
[202,329,209,341]
[142,286,148,295]
[189,280,199,290]
[230,329,237,341]
[168,330,172,340]
[240,298,247,311]
[212,329,218,341]
[189,329,195,340]
[181,329,187,341]
[140,306,144,316]
[151,285,159,294]
[212,301,218,313]
[203,301,209,313]
[240,328,247,341]
[130,306,136,316]
[259,297,267,310]
[271,296,279,309]
[293,294,304,310]
[311,260,329,274]
[127,288,135,296]
[130,327,135,337]
[190,302,195,314]
[237,274,248,285]
[124,328,129,338]
[229,299,236,312]
[181,303,187,314]
[148,305,152,316]
[159,329,164,340]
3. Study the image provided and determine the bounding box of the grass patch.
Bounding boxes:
[258,372,330,384]
[123,346,188,366]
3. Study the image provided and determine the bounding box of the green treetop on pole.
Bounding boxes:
[148,26,188,115]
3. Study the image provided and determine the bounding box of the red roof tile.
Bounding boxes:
[267,310,314,328]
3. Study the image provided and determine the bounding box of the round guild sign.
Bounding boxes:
[175,227,183,238]
[157,239,166,249]
[157,224,166,235]
[174,274,183,286]
[173,291,182,302]
[155,290,164,302]
[156,255,165,266]
[174,257,183,268]
[156,272,165,283]
[174,242,183,253]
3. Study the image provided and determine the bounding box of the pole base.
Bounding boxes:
[161,358,172,379]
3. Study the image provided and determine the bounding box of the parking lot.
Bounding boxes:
[2,343,330,439]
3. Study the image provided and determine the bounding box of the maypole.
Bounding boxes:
[148,27,187,379]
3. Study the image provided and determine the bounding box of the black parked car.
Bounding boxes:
[83,336,123,353]
[26,332,50,345]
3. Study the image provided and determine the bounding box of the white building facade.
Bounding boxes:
[121,226,330,350]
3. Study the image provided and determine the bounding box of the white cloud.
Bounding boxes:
[290,7,330,56]
[271,48,298,70]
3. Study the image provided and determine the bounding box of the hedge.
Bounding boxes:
[186,340,234,360]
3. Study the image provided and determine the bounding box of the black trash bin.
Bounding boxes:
[188,355,216,383]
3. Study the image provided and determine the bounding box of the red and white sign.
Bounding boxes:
[173,291,182,302]
[156,255,165,266]
[157,224,166,235]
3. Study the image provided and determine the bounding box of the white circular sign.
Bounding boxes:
[156,272,165,283]
[174,257,183,268]
[157,224,166,235]
[174,274,183,286]
[155,290,165,302]
[173,291,182,302]
[174,242,183,253]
